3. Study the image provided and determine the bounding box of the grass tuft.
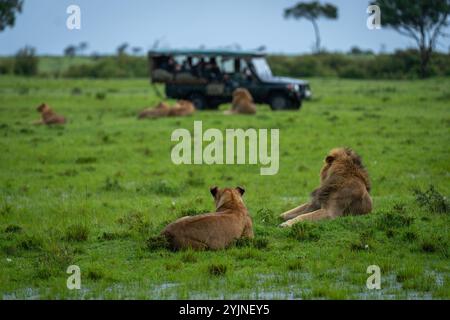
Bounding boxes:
[180,251,198,263]
[65,224,89,242]
[256,208,278,225]
[18,235,43,250]
[233,237,269,249]
[207,263,228,276]
[4,224,22,233]
[287,260,303,271]
[147,180,181,196]
[146,235,170,251]
[86,267,105,281]
[289,222,321,242]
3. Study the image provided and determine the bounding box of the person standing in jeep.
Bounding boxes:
[149,49,311,111]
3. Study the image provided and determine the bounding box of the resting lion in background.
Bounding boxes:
[34,103,66,125]
[280,148,372,227]
[225,88,256,114]
[138,100,195,119]
[168,100,195,117]
[138,102,170,119]
[161,186,254,250]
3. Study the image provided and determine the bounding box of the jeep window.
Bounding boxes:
[220,58,235,74]
[251,57,273,79]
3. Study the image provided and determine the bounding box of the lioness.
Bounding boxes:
[34,103,66,125]
[280,148,372,227]
[138,102,170,119]
[225,88,256,114]
[161,186,254,250]
[168,100,195,117]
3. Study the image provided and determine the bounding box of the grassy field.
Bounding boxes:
[0,76,449,299]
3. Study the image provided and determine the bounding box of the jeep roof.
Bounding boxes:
[148,48,265,58]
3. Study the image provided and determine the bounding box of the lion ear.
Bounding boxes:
[325,156,334,164]
[210,186,218,197]
[236,186,245,196]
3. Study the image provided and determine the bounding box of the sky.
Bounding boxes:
[0,0,449,56]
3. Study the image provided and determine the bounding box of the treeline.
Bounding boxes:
[63,55,147,78]
[1,49,450,79]
[267,50,450,79]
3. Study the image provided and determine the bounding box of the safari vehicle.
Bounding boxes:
[148,49,311,110]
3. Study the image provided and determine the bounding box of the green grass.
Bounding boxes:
[0,76,449,299]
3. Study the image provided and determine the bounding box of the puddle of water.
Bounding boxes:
[3,270,447,299]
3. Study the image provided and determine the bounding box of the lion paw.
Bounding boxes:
[279,221,291,228]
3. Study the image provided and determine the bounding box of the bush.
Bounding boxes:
[14,46,38,76]
[64,55,147,78]
[376,211,414,230]
[413,185,449,214]
[0,58,14,75]
[267,50,450,79]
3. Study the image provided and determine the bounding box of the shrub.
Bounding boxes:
[413,185,448,214]
[14,46,38,76]
[0,58,14,75]
[64,55,147,78]
[267,50,450,79]
[376,211,414,230]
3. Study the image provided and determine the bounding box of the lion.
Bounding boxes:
[279,147,372,227]
[225,88,256,115]
[34,103,66,125]
[168,100,195,117]
[161,186,254,250]
[138,102,170,119]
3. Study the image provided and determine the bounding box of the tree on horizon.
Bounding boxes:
[284,1,338,54]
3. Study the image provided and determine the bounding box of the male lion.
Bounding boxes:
[161,186,254,250]
[138,102,170,119]
[168,100,195,117]
[225,88,256,114]
[34,103,66,125]
[280,148,372,227]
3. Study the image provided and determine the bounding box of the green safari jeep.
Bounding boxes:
[148,49,311,110]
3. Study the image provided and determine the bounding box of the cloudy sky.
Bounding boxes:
[1,0,449,55]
